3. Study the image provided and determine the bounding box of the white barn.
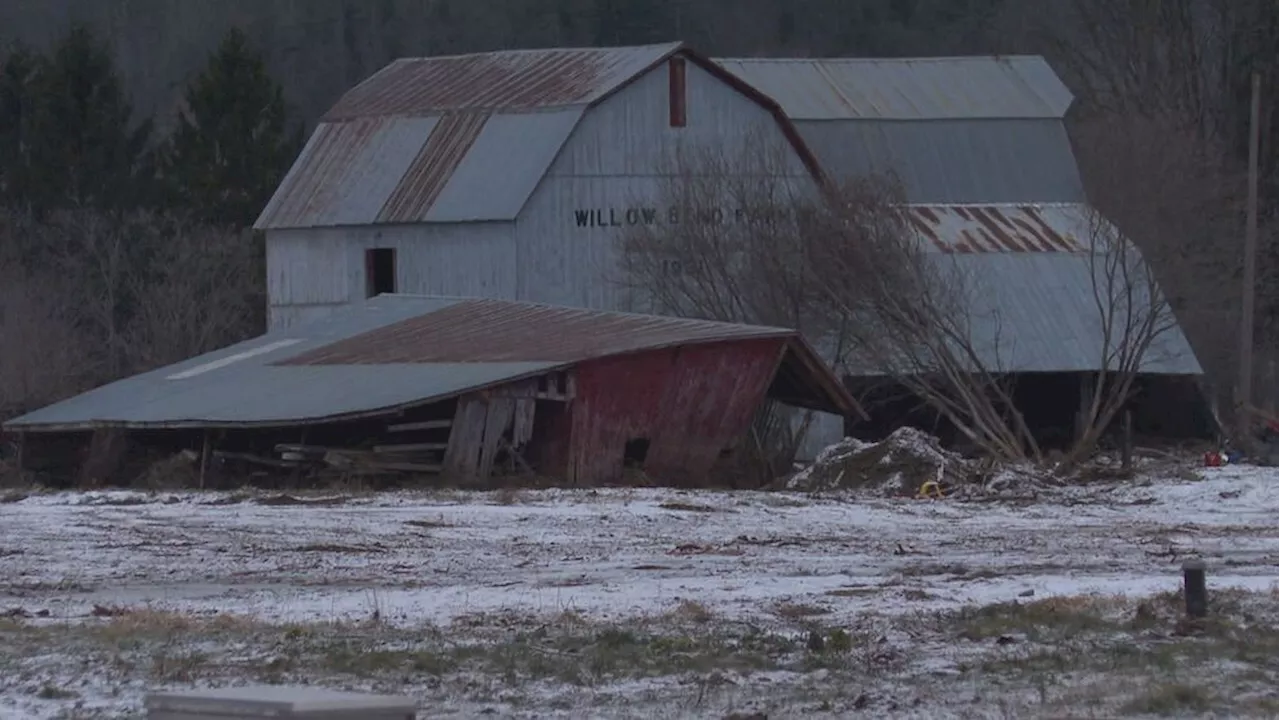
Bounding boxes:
[254,42,821,329]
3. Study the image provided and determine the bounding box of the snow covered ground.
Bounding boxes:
[1,464,1276,718]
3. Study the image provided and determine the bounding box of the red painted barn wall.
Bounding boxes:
[558,338,786,485]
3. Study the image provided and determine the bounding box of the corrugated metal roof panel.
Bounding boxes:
[716,56,1073,120]
[255,109,580,229]
[796,118,1086,203]
[255,117,440,229]
[4,295,838,430]
[844,203,1201,375]
[425,108,583,222]
[910,204,1088,253]
[376,111,489,223]
[282,297,792,365]
[325,43,682,119]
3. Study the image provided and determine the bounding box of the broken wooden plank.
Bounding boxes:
[214,450,298,469]
[386,419,453,432]
[511,397,536,447]
[372,442,448,453]
[443,396,488,479]
[477,397,516,481]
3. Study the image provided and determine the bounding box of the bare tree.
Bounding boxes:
[619,139,1042,464]
[120,216,264,372]
[1058,209,1183,471]
[797,179,1043,463]
[622,139,1184,471]
[0,246,92,420]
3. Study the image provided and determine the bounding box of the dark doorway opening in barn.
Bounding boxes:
[365,248,396,297]
[624,437,650,468]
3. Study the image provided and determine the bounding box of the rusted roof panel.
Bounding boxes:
[254,108,580,229]
[840,203,1202,375]
[909,204,1088,253]
[716,56,1073,120]
[282,297,792,365]
[376,112,488,223]
[326,43,682,119]
[255,117,440,229]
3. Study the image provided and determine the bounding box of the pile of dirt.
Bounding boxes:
[783,427,976,496]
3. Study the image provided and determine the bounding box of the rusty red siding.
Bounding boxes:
[552,338,786,485]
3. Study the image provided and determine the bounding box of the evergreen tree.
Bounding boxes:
[164,27,302,228]
[0,43,41,210]
[23,25,154,213]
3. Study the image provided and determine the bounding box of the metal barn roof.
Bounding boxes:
[865,203,1203,376]
[255,109,582,228]
[325,43,683,118]
[256,43,824,230]
[715,56,1073,120]
[5,296,855,431]
[796,119,1086,203]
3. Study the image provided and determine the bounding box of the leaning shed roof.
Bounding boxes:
[255,43,822,230]
[715,56,1073,120]
[5,296,856,432]
[856,203,1202,376]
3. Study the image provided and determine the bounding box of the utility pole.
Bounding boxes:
[1236,71,1261,442]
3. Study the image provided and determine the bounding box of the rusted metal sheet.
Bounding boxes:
[325,43,682,119]
[256,117,439,230]
[716,56,1073,120]
[280,297,792,366]
[909,204,1088,253]
[552,339,785,485]
[377,112,488,223]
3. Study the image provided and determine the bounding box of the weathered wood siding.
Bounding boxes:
[555,338,786,485]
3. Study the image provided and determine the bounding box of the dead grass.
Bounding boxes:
[1120,683,1217,715]
[773,601,833,621]
[293,543,387,554]
[403,517,454,530]
[657,501,724,513]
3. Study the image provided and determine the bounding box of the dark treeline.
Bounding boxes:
[0,25,301,419]
[0,0,1276,429]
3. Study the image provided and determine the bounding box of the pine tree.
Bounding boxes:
[22,25,154,213]
[164,27,302,228]
[0,43,41,210]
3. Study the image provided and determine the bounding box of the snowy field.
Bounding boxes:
[1,465,1277,719]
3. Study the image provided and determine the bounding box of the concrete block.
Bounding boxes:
[145,685,416,719]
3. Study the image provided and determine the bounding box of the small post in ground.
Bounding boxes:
[199,431,211,490]
[1182,559,1207,618]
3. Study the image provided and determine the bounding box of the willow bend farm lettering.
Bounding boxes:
[572,206,800,229]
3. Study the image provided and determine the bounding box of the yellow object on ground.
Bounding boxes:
[916,480,947,499]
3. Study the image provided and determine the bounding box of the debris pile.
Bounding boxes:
[784,427,975,496]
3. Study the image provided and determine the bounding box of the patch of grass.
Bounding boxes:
[37,682,77,700]
[657,501,723,513]
[293,543,386,554]
[1120,683,1216,715]
[152,649,207,681]
[667,599,715,624]
[773,601,833,621]
[954,595,1123,643]
[309,623,799,686]
[403,517,454,529]
[255,494,351,507]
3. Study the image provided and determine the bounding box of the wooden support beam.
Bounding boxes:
[372,442,448,453]
[386,420,453,432]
